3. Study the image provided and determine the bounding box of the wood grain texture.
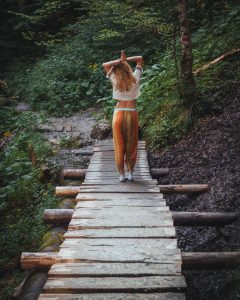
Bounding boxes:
[64,227,176,238]
[38,293,186,300]
[42,275,186,293]
[47,262,181,277]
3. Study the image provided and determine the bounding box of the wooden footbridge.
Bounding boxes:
[20,140,240,299]
[43,141,186,299]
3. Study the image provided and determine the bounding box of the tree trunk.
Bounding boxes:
[177,0,196,109]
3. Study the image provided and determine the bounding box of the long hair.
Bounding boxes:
[111,61,136,92]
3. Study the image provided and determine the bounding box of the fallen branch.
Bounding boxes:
[193,48,240,76]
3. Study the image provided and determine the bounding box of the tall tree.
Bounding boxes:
[177,0,196,110]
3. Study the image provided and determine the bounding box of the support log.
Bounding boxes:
[182,252,240,269]
[21,252,240,270]
[21,252,58,270]
[63,169,87,179]
[150,168,169,178]
[62,168,169,180]
[159,184,209,194]
[43,209,238,227]
[173,212,239,226]
[55,186,81,197]
[43,209,74,224]
[71,150,93,156]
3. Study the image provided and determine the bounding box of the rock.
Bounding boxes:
[15,102,30,112]
[91,119,112,139]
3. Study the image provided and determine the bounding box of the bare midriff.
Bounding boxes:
[114,99,136,109]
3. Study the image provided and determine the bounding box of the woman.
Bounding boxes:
[102,50,143,182]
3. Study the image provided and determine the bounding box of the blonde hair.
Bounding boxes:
[111,61,136,92]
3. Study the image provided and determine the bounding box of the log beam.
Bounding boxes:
[182,252,240,269]
[173,212,239,226]
[62,168,169,180]
[150,168,169,178]
[55,186,81,197]
[43,209,238,227]
[63,169,87,179]
[43,209,74,224]
[159,184,209,194]
[21,252,240,270]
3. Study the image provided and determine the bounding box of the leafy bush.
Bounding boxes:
[0,109,59,299]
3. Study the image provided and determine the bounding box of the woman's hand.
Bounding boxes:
[120,50,127,62]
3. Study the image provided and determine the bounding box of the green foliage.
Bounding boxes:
[0,109,59,299]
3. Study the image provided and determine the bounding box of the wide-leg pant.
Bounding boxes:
[112,110,138,173]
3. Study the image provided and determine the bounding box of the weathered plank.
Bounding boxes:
[60,238,177,251]
[72,207,170,220]
[75,198,166,207]
[82,180,157,185]
[64,227,176,238]
[68,215,174,228]
[42,275,186,293]
[38,293,186,300]
[78,185,159,193]
[75,192,164,200]
[47,262,181,277]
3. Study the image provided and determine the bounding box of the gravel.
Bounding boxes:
[148,89,240,300]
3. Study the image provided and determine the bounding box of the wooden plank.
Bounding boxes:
[60,238,177,250]
[75,199,166,207]
[82,180,157,185]
[39,293,186,300]
[87,166,150,171]
[68,214,173,229]
[64,227,176,238]
[78,185,159,193]
[76,193,164,200]
[71,207,170,220]
[47,262,181,277]
[42,276,186,293]
[85,175,153,180]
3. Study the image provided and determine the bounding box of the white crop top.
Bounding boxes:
[106,66,143,100]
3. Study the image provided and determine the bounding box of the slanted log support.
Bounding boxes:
[159,184,209,194]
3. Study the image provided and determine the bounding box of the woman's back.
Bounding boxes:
[106,66,143,100]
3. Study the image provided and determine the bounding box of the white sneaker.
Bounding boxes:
[127,171,134,181]
[119,173,126,182]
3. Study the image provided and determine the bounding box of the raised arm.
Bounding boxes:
[102,58,121,74]
[126,56,143,68]
[102,51,143,74]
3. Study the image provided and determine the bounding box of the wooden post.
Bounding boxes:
[158,184,209,194]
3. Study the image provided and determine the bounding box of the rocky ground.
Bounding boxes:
[148,88,240,300]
